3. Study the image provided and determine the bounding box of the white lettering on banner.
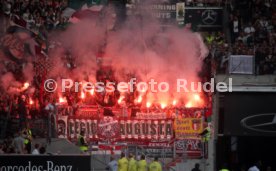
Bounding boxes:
[136,112,166,119]
[148,143,170,147]
[47,161,72,171]
[64,118,173,140]
[152,12,171,19]
[146,148,173,153]
[0,161,73,171]
[175,139,201,151]
[151,4,176,11]
[47,161,53,171]
[38,166,43,171]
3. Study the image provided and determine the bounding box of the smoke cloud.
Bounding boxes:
[0,2,208,107]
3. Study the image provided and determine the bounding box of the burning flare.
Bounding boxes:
[185,101,193,108]
[20,82,30,91]
[172,100,177,106]
[194,94,201,101]
[146,102,151,108]
[29,98,34,105]
[118,95,125,104]
[81,92,85,99]
[89,88,94,96]
[161,103,167,109]
[59,96,67,103]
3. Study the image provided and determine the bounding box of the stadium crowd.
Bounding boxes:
[0,0,275,153]
[1,0,69,33]
[208,0,276,75]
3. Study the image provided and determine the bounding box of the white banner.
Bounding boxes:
[229,55,254,74]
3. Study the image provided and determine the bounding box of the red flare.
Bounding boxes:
[185,101,193,108]
[172,100,177,106]
[81,92,85,99]
[118,95,125,104]
[161,103,167,109]
[29,98,34,105]
[59,97,67,103]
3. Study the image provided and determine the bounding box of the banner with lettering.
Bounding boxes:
[136,112,167,119]
[0,155,91,171]
[174,118,203,139]
[58,116,173,141]
[175,139,202,158]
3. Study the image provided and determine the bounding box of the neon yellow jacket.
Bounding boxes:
[118,157,129,171]
[137,159,147,171]
[128,157,137,171]
[149,161,162,171]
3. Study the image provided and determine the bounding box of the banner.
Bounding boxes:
[75,106,100,118]
[130,2,223,29]
[229,55,254,74]
[136,112,166,119]
[0,155,91,171]
[176,2,185,24]
[128,142,174,158]
[175,139,202,157]
[58,116,173,141]
[149,3,177,24]
[139,141,173,158]
[57,115,68,138]
[185,7,223,31]
[174,118,203,139]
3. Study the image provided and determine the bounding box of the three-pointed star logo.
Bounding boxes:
[201,9,217,25]
[240,113,276,133]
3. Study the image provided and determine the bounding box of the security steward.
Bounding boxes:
[128,153,137,171]
[149,157,162,171]
[78,130,88,152]
[199,123,211,142]
[118,153,128,171]
[23,127,32,154]
[137,155,147,171]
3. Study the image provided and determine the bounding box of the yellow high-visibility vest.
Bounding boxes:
[24,129,32,144]
[137,160,147,171]
[206,36,214,44]
[128,157,137,171]
[118,157,129,171]
[78,135,88,152]
[149,161,162,171]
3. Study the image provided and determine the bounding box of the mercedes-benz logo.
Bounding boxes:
[201,10,217,25]
[240,113,276,133]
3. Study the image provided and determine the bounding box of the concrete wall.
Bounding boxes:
[215,74,276,86]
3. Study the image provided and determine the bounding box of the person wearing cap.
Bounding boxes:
[107,156,118,171]
[149,157,162,171]
[128,153,137,171]
[137,155,147,171]
[118,153,128,171]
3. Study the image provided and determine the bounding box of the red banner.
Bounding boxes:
[58,116,173,141]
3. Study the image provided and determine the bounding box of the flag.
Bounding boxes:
[10,15,27,28]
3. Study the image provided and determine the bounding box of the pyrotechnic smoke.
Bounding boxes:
[0,1,208,107]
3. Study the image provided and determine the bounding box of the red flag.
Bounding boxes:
[11,15,27,28]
